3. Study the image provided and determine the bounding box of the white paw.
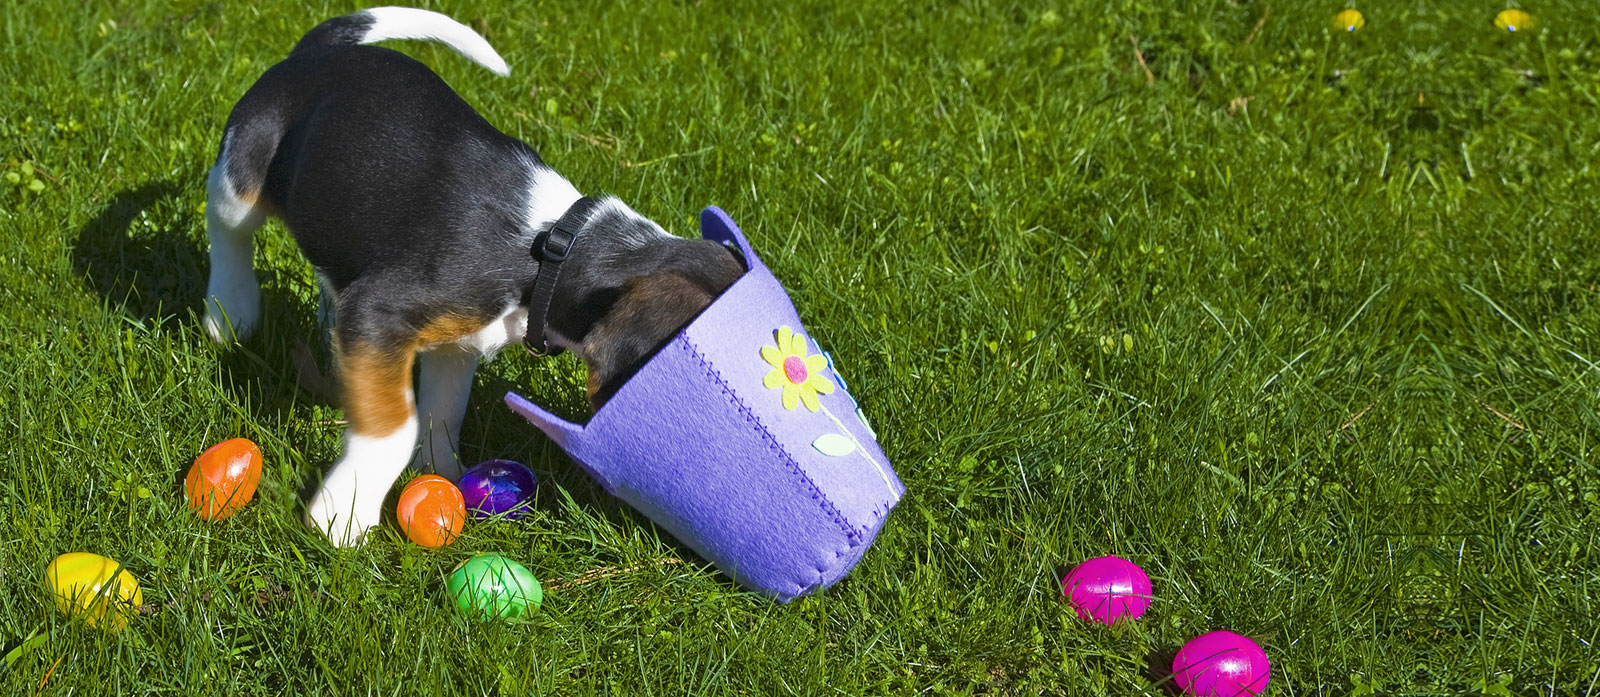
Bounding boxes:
[203,289,259,344]
[304,486,380,547]
[305,428,419,546]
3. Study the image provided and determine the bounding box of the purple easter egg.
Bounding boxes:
[458,459,538,520]
[1060,555,1151,625]
[1172,630,1271,696]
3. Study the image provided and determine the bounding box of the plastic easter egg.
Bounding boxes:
[1061,555,1152,625]
[446,554,543,619]
[46,552,143,631]
[1173,630,1271,696]
[1333,9,1365,32]
[1494,9,1532,32]
[185,437,262,520]
[457,459,538,520]
[396,475,466,547]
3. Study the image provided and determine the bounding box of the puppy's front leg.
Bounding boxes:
[415,346,478,480]
[306,340,418,546]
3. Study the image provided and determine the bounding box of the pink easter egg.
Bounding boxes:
[1060,555,1151,625]
[1172,630,1271,696]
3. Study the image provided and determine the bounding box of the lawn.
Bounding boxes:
[3,0,1599,694]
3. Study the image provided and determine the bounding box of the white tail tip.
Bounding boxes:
[361,6,510,76]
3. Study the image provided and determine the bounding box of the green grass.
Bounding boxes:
[3,0,1599,693]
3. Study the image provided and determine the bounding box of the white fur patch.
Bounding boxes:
[202,141,267,344]
[524,166,583,233]
[462,304,528,355]
[305,411,418,547]
[361,7,510,76]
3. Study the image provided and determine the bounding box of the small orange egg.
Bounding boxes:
[184,438,263,520]
[396,475,466,548]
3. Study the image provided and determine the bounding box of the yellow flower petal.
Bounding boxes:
[800,389,820,412]
[808,372,836,394]
[1494,9,1532,32]
[782,384,800,410]
[764,368,787,390]
[776,326,793,352]
[805,354,828,373]
[788,331,808,356]
[1333,9,1364,32]
[761,345,786,368]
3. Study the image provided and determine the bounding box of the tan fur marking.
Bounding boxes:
[581,272,714,410]
[231,185,282,218]
[339,343,416,437]
[416,314,490,348]
[335,314,490,436]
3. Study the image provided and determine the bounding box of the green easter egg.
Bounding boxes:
[446,554,542,619]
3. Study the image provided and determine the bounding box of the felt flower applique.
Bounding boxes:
[773,330,894,493]
[762,326,835,411]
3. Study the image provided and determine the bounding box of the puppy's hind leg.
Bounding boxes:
[306,313,420,546]
[202,135,269,344]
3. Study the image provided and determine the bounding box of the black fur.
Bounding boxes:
[292,13,377,52]
[215,38,742,405]
[227,45,537,345]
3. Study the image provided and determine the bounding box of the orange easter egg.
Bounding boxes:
[396,475,466,548]
[184,438,262,520]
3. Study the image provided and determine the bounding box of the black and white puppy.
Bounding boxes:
[203,7,744,546]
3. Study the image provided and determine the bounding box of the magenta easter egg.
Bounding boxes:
[1172,631,1271,696]
[458,459,538,520]
[1061,555,1151,625]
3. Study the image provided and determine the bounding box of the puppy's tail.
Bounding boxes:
[293,6,510,76]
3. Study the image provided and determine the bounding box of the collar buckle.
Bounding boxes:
[524,196,600,357]
[539,225,577,262]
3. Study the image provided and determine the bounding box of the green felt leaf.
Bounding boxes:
[812,433,857,457]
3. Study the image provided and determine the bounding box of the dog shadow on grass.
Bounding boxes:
[70,181,203,327]
[71,181,343,499]
[456,367,643,510]
[70,181,315,404]
[454,367,727,575]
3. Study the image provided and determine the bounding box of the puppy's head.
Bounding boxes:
[545,202,745,410]
[578,253,742,407]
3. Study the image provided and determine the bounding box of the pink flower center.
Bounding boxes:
[783,355,809,384]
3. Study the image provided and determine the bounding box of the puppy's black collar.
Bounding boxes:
[524,196,599,357]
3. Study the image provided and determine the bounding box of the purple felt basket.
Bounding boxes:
[506,206,904,601]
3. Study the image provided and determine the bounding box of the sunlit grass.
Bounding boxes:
[2,0,1597,693]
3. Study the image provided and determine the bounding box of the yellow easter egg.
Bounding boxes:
[1334,9,1365,32]
[1494,9,1532,32]
[46,552,143,631]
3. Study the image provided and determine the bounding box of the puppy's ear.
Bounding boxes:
[580,272,715,409]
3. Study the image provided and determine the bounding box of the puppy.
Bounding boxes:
[203,7,745,546]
